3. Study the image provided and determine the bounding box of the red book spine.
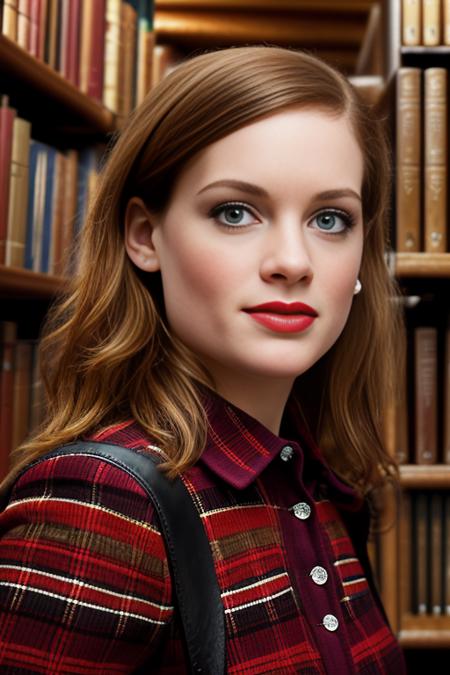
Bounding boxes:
[29,0,40,57]
[88,0,106,100]
[0,100,17,265]
[67,0,81,87]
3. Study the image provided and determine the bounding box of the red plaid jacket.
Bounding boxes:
[0,391,406,673]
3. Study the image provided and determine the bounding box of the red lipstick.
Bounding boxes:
[243,302,318,334]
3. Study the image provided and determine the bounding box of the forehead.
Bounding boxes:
[174,108,364,198]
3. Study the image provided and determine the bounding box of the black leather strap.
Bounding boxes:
[26,441,226,675]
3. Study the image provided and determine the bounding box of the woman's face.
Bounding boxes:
[126,108,364,391]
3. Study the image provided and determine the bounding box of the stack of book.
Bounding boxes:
[0,96,104,275]
[402,0,450,46]
[0,321,43,479]
[402,490,450,616]
[396,67,450,253]
[0,0,155,115]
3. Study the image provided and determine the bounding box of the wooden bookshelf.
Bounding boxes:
[395,253,450,278]
[0,35,115,137]
[0,265,66,299]
[400,465,450,489]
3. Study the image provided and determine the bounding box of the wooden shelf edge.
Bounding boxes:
[401,45,450,54]
[399,465,450,488]
[395,253,450,278]
[0,265,67,298]
[399,630,450,649]
[0,36,115,135]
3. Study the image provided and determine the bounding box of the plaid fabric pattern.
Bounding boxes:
[0,393,406,674]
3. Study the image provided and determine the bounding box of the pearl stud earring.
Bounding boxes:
[353,279,362,295]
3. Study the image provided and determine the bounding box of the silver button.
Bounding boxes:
[280,445,294,462]
[292,502,311,520]
[322,614,339,632]
[310,566,328,585]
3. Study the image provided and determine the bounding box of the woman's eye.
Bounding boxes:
[312,210,354,234]
[210,203,257,228]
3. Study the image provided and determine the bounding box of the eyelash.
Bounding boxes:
[208,201,357,233]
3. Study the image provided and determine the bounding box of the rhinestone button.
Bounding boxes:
[280,445,294,462]
[310,566,328,585]
[322,614,339,632]
[292,502,311,520]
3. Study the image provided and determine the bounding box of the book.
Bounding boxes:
[444,0,450,44]
[430,492,443,615]
[413,492,429,614]
[88,0,106,101]
[119,0,137,118]
[44,0,59,68]
[2,0,18,40]
[0,96,17,264]
[402,0,421,45]
[424,68,447,253]
[5,116,31,268]
[396,69,421,252]
[66,0,81,87]
[414,327,438,464]
[135,0,154,106]
[399,490,412,614]
[423,0,441,45]
[17,0,31,50]
[103,0,121,113]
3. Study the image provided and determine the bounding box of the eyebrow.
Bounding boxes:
[196,179,362,202]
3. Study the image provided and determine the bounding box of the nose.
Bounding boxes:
[259,220,313,286]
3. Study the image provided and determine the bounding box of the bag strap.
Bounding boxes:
[33,441,226,675]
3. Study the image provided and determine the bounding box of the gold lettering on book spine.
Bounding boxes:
[396,69,421,251]
[424,69,447,252]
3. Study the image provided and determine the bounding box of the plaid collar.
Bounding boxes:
[200,388,363,510]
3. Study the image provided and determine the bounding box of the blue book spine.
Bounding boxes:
[40,146,56,274]
[24,141,39,270]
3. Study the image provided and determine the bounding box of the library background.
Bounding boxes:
[0,0,450,671]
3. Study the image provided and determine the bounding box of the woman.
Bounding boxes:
[0,46,405,673]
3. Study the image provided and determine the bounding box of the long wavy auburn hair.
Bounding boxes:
[8,46,403,501]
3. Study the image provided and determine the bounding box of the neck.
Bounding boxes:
[209,370,294,435]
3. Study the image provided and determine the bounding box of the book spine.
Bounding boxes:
[424,68,447,252]
[37,0,47,60]
[5,116,31,267]
[103,0,121,113]
[2,0,18,40]
[403,0,421,45]
[28,0,39,57]
[87,0,106,101]
[67,0,81,87]
[430,492,443,615]
[414,327,438,464]
[0,98,17,265]
[17,0,30,50]
[444,0,450,44]
[422,0,441,45]
[44,0,58,68]
[396,68,422,252]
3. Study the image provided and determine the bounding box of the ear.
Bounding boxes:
[124,197,161,272]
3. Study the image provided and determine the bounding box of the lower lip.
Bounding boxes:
[245,312,316,333]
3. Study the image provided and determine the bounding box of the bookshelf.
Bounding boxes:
[377,0,450,661]
[1,0,446,668]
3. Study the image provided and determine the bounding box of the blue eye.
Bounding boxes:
[312,210,355,234]
[210,202,257,228]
